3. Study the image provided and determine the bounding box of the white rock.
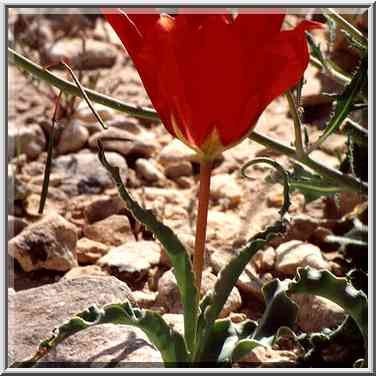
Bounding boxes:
[159,139,198,166]
[210,174,242,205]
[275,240,330,275]
[8,124,46,160]
[97,241,162,288]
[135,158,163,183]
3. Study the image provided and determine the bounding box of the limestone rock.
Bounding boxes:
[8,214,78,272]
[210,174,242,206]
[135,158,164,183]
[76,237,109,264]
[63,265,109,279]
[41,38,118,70]
[56,120,89,154]
[164,161,193,179]
[291,294,346,332]
[275,240,330,275]
[84,195,124,224]
[83,214,133,246]
[89,128,156,159]
[159,139,198,166]
[8,124,46,160]
[8,276,161,367]
[8,215,28,239]
[97,241,162,289]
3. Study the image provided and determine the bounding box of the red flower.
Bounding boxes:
[103,9,324,159]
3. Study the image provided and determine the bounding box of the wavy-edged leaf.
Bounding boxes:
[194,218,288,362]
[253,279,298,343]
[198,318,259,365]
[98,144,198,355]
[288,267,368,354]
[231,280,298,363]
[13,301,188,367]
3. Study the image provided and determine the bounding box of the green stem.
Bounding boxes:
[8,48,157,121]
[9,47,367,195]
[286,90,305,158]
[323,8,368,48]
[249,132,367,195]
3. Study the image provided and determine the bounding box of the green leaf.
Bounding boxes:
[288,267,368,359]
[13,301,189,367]
[266,162,344,203]
[194,218,288,362]
[308,57,367,152]
[253,280,298,344]
[97,143,198,355]
[198,318,259,365]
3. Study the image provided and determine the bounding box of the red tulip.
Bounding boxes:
[103,9,324,160]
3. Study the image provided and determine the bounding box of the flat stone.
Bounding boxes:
[162,313,184,335]
[275,240,330,275]
[83,214,133,247]
[76,237,110,264]
[41,38,118,71]
[8,214,78,272]
[310,150,339,170]
[8,276,162,367]
[89,128,156,159]
[133,290,158,309]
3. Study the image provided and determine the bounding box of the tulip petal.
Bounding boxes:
[234,11,285,42]
[101,8,142,53]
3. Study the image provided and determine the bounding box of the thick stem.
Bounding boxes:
[193,160,212,294]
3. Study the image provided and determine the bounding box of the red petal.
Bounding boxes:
[101,8,142,53]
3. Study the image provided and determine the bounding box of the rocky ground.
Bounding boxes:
[7,11,367,367]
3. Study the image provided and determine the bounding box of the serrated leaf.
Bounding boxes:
[268,162,344,203]
[13,301,189,367]
[309,57,367,151]
[97,144,198,355]
[288,267,368,354]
